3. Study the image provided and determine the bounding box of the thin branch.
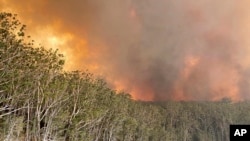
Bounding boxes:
[0,107,27,118]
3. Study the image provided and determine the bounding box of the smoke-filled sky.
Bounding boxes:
[1,0,250,101]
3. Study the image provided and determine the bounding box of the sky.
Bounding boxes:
[1,0,250,101]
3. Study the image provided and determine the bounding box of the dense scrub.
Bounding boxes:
[1,12,250,141]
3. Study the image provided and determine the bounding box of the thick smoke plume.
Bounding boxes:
[1,0,250,101]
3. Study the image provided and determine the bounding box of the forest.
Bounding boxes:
[1,12,250,141]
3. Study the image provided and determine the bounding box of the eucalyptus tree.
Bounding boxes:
[0,12,65,140]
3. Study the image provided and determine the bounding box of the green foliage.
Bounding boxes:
[1,12,250,141]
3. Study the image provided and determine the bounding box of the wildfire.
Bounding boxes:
[2,0,250,101]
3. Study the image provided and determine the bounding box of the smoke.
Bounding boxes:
[1,0,250,101]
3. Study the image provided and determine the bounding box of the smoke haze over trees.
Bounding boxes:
[1,0,250,101]
[1,12,250,141]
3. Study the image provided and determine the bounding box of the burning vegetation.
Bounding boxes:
[1,8,250,140]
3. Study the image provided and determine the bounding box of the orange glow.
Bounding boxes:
[182,56,200,79]
[130,88,154,101]
[129,8,137,19]
[209,66,241,101]
[173,55,200,101]
[2,0,250,101]
[173,54,241,101]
